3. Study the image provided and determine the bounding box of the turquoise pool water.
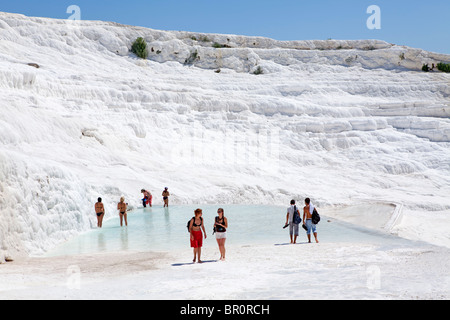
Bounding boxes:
[45,205,416,257]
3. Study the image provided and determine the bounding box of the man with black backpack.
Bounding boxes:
[303,198,319,243]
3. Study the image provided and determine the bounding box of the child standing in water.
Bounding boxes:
[188,208,207,263]
[117,197,128,227]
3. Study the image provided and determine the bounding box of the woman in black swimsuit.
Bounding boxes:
[95,197,105,228]
[117,197,127,227]
[162,187,170,207]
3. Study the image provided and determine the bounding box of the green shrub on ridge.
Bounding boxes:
[131,37,149,59]
[437,62,450,73]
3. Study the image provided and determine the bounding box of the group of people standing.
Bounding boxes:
[188,208,228,263]
[141,187,170,208]
[94,187,171,228]
[94,196,129,227]
[285,198,319,244]
[94,192,318,263]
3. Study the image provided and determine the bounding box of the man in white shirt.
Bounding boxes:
[285,200,301,244]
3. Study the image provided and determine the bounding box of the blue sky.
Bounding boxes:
[1,0,449,54]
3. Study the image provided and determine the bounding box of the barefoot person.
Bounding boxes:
[188,208,207,263]
[162,187,170,207]
[141,189,152,208]
[95,197,105,228]
[117,197,128,227]
[303,198,319,243]
[285,200,301,244]
[214,208,228,261]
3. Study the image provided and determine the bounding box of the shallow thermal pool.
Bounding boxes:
[45,204,417,257]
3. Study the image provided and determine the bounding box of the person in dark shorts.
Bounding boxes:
[162,187,170,207]
[117,197,128,227]
[95,197,105,228]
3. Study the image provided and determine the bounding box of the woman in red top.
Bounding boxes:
[141,189,152,207]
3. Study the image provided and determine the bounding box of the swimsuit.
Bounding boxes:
[192,218,202,227]
[96,212,104,217]
[118,202,126,214]
[190,218,203,247]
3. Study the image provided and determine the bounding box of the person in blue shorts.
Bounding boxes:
[303,198,319,243]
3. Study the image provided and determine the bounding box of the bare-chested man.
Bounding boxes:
[162,187,170,207]
[303,197,319,243]
[95,197,105,228]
